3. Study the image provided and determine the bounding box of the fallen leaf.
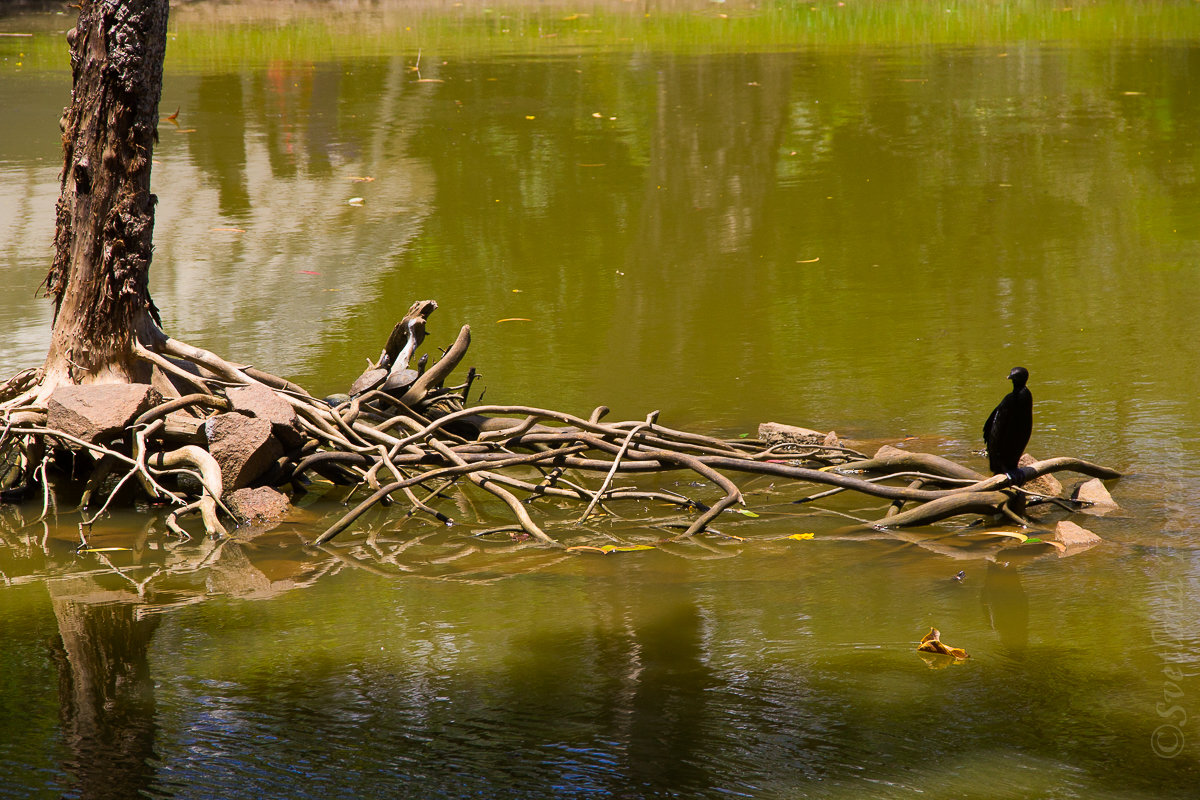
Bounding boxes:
[349,176,375,183]
[567,544,656,554]
[984,529,1028,542]
[796,257,820,263]
[78,547,133,552]
[209,227,245,233]
[916,627,969,659]
[787,532,815,540]
[732,509,759,518]
[497,318,532,323]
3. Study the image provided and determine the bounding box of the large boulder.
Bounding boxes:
[46,383,161,444]
[205,413,283,491]
[225,383,305,449]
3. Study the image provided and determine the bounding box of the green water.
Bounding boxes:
[2,3,1200,798]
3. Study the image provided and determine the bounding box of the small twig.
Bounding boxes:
[577,412,657,524]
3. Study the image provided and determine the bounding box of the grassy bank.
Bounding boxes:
[3,1,1198,71]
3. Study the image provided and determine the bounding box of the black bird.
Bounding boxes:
[983,366,1032,480]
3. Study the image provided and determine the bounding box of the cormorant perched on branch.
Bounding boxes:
[983,366,1032,481]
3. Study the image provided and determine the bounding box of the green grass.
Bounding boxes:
[3,1,1199,73]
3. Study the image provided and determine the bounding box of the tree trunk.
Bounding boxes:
[41,0,169,391]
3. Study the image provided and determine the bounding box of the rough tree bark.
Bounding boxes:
[40,0,169,394]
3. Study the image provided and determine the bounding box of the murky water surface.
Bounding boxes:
[2,5,1200,798]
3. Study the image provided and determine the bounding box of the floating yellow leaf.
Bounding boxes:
[985,529,1028,542]
[796,257,820,263]
[732,509,759,518]
[78,547,133,553]
[787,532,815,540]
[567,544,656,554]
[497,318,532,323]
[916,627,969,660]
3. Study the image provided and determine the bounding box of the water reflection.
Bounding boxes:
[49,589,159,800]
[4,9,1200,799]
[3,519,338,799]
[980,561,1029,653]
[1,504,1199,798]
[190,74,251,219]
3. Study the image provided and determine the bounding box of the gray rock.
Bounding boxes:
[46,383,161,444]
[205,413,283,491]
[758,421,839,448]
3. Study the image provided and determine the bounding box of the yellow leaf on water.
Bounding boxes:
[787,533,815,540]
[567,544,655,554]
[497,318,532,323]
[916,627,969,660]
[78,547,133,553]
[985,529,1028,542]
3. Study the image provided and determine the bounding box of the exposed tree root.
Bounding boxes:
[0,301,1123,547]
